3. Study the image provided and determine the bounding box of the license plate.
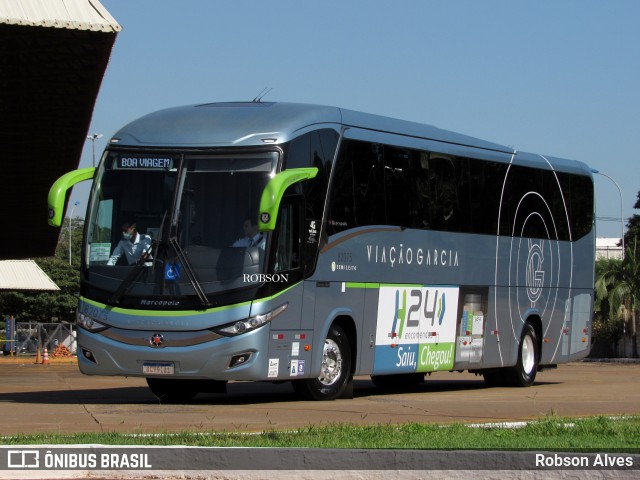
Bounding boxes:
[143,362,175,375]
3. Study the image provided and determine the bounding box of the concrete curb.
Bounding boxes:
[582,358,640,364]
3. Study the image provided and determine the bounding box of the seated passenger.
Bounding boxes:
[232,217,265,249]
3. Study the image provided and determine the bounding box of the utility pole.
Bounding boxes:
[69,200,80,265]
[87,133,103,167]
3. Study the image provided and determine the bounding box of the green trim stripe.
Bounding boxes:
[80,282,302,317]
[345,282,379,289]
[80,296,249,317]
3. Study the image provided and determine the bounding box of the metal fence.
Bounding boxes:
[2,320,76,356]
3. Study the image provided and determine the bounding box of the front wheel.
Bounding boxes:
[292,324,352,400]
[505,322,538,387]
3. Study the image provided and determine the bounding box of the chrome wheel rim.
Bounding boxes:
[319,338,342,386]
[522,334,535,375]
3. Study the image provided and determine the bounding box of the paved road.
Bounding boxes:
[0,360,638,436]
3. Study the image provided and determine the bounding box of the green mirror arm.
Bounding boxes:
[48,167,96,227]
[259,167,318,231]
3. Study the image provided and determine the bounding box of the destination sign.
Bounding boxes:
[116,156,173,170]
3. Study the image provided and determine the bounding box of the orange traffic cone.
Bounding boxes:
[43,348,50,365]
[35,347,42,364]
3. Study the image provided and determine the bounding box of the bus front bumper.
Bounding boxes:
[76,324,270,381]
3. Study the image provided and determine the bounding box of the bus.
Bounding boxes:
[48,102,595,401]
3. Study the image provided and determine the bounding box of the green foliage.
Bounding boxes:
[591,315,624,344]
[54,216,84,266]
[0,218,83,323]
[3,415,640,449]
[0,257,79,323]
[623,191,640,254]
[595,240,640,357]
[592,259,625,354]
[594,190,640,357]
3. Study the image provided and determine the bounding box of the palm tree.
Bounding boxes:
[595,240,640,358]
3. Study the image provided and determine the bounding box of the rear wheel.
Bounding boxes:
[292,324,352,400]
[504,322,538,387]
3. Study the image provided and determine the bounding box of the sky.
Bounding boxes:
[69,0,640,239]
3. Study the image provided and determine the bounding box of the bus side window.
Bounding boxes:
[328,139,385,234]
[383,146,410,228]
[87,198,113,265]
[274,198,302,273]
[427,156,459,231]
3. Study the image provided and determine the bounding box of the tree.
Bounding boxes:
[595,240,640,358]
[55,216,84,266]
[0,256,79,323]
[592,259,625,357]
[623,190,640,259]
[0,218,83,323]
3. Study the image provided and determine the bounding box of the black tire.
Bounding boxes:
[504,322,538,387]
[146,378,199,403]
[292,324,352,401]
[371,373,424,390]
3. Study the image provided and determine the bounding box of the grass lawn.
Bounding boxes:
[3,415,639,450]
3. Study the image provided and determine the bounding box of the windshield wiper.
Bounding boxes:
[165,157,212,308]
[169,236,211,308]
[108,242,155,305]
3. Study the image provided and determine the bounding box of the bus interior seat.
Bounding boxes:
[216,247,262,281]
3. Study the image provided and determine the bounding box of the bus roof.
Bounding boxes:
[111,101,512,153]
[514,151,593,177]
[110,101,591,175]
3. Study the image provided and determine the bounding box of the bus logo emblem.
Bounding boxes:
[260,212,270,224]
[150,333,164,347]
[526,241,545,305]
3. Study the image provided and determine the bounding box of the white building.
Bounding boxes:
[596,238,624,260]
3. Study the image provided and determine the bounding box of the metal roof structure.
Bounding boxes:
[0,260,59,291]
[0,0,120,32]
[0,0,120,259]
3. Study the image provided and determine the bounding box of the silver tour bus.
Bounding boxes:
[48,102,595,401]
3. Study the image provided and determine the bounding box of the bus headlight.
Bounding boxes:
[76,312,108,332]
[215,303,288,336]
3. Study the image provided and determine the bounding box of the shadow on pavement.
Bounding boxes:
[0,376,559,406]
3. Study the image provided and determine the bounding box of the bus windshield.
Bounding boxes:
[84,150,278,307]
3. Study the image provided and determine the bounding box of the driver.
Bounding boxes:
[107,222,153,266]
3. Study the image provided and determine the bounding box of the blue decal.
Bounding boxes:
[389,289,400,339]
[438,292,446,325]
[165,262,181,281]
